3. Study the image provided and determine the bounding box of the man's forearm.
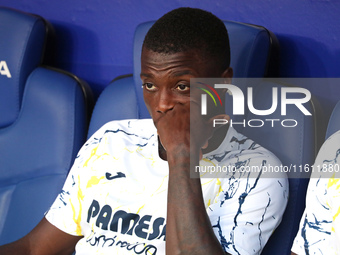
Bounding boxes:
[165,150,229,255]
[0,239,31,255]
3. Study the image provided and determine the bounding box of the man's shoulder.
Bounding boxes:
[78,119,156,156]
[219,127,281,163]
[97,118,155,131]
[91,118,156,140]
[317,130,340,160]
[312,130,340,179]
[209,127,285,179]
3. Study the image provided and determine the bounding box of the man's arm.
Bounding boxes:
[157,103,229,254]
[0,217,82,255]
[166,150,229,255]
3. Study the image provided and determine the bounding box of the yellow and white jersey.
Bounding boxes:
[292,130,340,255]
[46,119,288,255]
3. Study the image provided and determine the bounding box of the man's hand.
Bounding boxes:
[156,100,228,164]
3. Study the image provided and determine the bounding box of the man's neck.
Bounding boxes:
[158,136,168,161]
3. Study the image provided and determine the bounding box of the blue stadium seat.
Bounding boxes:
[326,100,340,139]
[244,80,320,255]
[0,7,48,128]
[87,20,320,255]
[0,7,92,244]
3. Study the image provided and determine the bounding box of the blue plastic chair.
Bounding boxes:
[326,100,340,139]
[243,80,320,255]
[0,7,93,244]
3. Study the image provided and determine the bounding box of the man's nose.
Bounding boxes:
[156,91,175,114]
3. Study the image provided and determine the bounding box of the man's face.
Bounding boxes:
[140,48,224,128]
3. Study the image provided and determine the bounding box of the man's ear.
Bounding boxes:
[219,67,233,95]
[221,67,233,82]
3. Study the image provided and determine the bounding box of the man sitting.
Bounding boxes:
[0,7,288,255]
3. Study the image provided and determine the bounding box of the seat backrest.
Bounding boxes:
[0,8,92,244]
[0,7,51,128]
[87,20,279,137]
[326,100,340,139]
[246,80,319,255]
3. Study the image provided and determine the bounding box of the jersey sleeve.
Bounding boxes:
[208,151,289,255]
[45,125,105,236]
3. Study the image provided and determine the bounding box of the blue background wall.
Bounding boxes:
[1,0,340,117]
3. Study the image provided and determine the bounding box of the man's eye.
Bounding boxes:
[176,84,190,91]
[143,83,157,91]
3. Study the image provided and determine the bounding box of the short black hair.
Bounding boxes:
[143,7,230,72]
